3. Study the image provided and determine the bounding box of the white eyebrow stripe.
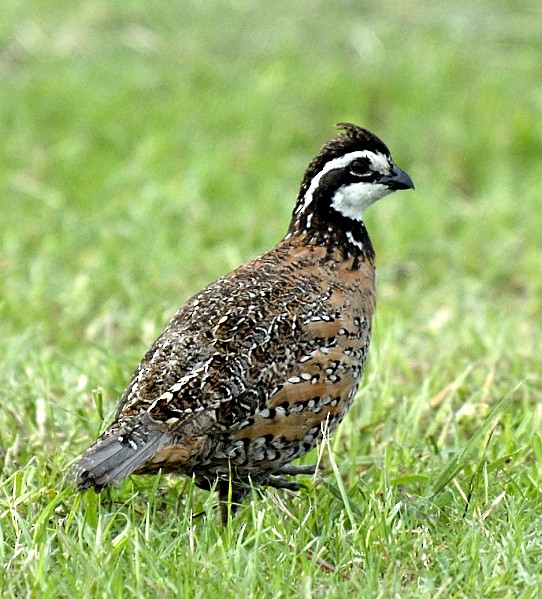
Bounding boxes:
[368,151,391,173]
[296,150,389,214]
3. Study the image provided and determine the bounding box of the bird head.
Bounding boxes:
[293,123,414,225]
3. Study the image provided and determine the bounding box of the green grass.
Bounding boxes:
[1,0,541,596]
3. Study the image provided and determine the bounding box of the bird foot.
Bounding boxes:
[266,475,306,492]
[275,464,317,476]
[214,465,317,524]
[266,463,317,492]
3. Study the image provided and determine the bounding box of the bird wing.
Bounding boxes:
[116,262,372,433]
[116,282,318,426]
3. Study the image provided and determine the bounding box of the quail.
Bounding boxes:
[72,123,414,520]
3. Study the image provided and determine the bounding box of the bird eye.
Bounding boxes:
[349,158,371,177]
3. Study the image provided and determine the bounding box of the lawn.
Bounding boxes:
[1,0,541,597]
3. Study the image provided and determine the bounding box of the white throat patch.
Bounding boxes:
[331,181,392,220]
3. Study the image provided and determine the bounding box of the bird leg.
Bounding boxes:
[217,480,249,525]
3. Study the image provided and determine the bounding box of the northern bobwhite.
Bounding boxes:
[72,123,414,520]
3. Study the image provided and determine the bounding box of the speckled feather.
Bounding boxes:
[72,123,413,514]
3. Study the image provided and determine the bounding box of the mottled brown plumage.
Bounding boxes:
[72,123,414,519]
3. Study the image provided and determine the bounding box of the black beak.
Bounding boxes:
[380,166,414,191]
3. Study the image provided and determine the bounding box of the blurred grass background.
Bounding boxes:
[1,1,541,597]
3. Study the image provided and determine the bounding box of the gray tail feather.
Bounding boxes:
[71,425,172,492]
